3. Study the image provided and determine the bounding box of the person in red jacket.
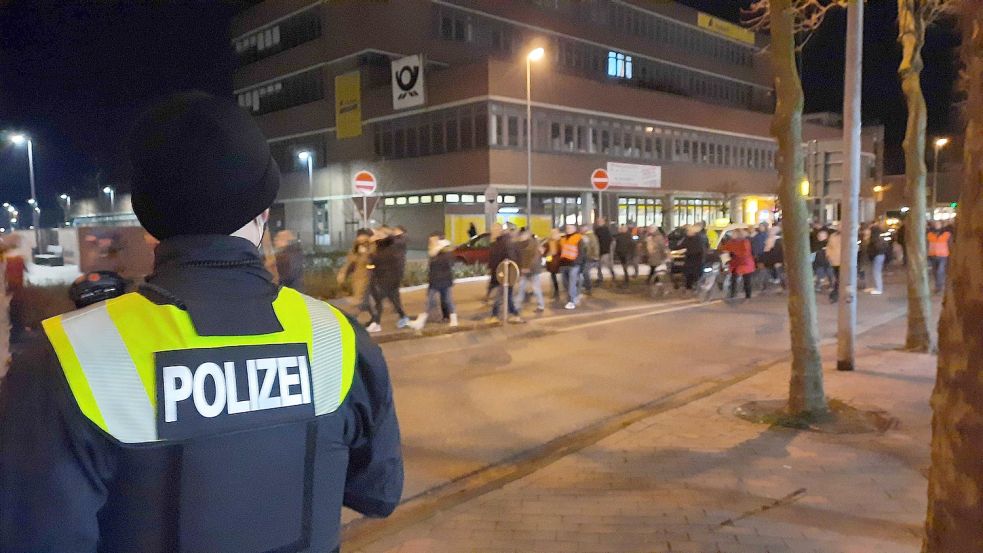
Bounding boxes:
[722,229,757,300]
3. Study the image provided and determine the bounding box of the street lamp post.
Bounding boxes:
[932,137,949,220]
[102,186,116,212]
[59,193,72,226]
[299,151,316,251]
[9,134,41,253]
[525,47,544,233]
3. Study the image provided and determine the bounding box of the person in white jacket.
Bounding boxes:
[826,228,842,302]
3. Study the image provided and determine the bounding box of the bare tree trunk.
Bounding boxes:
[899,0,935,353]
[769,0,826,416]
[923,2,983,550]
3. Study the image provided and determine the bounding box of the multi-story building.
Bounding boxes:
[231,0,882,249]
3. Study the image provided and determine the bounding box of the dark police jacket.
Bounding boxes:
[0,235,403,553]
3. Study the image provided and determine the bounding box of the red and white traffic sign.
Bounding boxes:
[352,170,377,196]
[590,168,609,191]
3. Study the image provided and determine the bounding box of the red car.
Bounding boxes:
[453,233,492,266]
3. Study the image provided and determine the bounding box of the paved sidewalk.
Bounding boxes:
[353,314,933,553]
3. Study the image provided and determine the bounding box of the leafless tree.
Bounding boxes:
[898,0,952,353]
[743,0,846,416]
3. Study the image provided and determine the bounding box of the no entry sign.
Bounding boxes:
[352,170,377,196]
[591,168,609,191]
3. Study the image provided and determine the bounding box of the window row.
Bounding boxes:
[433,5,763,112]
[608,3,755,67]
[488,103,778,171]
[373,104,489,159]
[383,194,518,207]
[528,0,756,67]
[236,67,323,116]
[234,8,321,66]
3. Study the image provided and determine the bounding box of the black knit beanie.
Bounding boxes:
[126,91,280,240]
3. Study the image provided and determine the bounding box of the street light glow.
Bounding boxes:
[527,47,545,62]
[935,137,950,148]
[102,186,112,194]
[298,151,312,161]
[27,198,35,205]
[60,194,68,200]
[799,178,810,197]
[9,134,26,145]
[872,185,884,193]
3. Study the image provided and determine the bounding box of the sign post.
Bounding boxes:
[591,168,609,220]
[496,260,520,325]
[352,170,378,228]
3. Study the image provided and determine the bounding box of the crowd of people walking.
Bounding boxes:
[334,214,956,333]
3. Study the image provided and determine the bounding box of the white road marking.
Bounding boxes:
[556,300,722,333]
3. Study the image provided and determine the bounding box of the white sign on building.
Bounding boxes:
[391,54,426,110]
[606,162,662,189]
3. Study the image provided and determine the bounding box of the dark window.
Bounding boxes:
[432,118,445,153]
[393,127,405,158]
[418,125,431,156]
[461,110,473,149]
[507,115,519,146]
[475,107,488,147]
[446,114,459,152]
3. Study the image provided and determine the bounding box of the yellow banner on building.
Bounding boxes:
[697,12,755,45]
[335,71,362,139]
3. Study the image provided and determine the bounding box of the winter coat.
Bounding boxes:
[488,235,519,285]
[679,234,706,267]
[594,225,613,255]
[750,231,768,260]
[867,226,890,259]
[722,238,756,276]
[517,238,543,274]
[371,236,403,288]
[645,235,669,267]
[546,239,562,274]
[339,242,372,301]
[825,232,842,268]
[761,238,784,266]
[581,231,600,261]
[428,249,455,289]
[614,232,635,258]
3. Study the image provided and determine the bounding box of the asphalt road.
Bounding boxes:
[342,268,913,527]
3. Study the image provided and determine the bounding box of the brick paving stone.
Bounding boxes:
[355,316,930,553]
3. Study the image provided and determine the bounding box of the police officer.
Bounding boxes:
[0,92,403,553]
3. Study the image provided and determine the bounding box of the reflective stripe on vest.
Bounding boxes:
[41,288,356,443]
[560,234,582,261]
[927,232,951,257]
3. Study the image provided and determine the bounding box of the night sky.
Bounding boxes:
[0,1,962,226]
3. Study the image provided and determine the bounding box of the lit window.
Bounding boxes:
[408,196,419,204]
[446,194,459,203]
[462,194,475,203]
[504,195,516,203]
[384,198,395,206]
[396,197,407,205]
[434,195,444,202]
[607,51,633,79]
[476,195,485,203]
[420,195,432,204]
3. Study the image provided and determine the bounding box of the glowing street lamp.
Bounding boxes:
[931,137,950,218]
[102,185,116,211]
[8,133,41,249]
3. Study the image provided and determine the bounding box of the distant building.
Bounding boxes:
[224,0,882,248]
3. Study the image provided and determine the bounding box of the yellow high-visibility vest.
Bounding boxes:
[42,288,356,444]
